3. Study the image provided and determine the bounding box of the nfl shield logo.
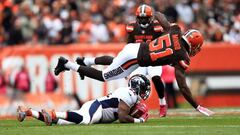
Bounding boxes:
[142,30,145,34]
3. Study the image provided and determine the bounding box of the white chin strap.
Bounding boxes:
[140,23,149,28]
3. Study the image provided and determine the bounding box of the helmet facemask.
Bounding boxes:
[128,74,151,100]
[136,16,153,28]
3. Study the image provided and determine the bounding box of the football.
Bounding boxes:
[130,102,148,118]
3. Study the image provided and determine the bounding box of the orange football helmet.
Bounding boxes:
[135,4,153,28]
[182,29,204,57]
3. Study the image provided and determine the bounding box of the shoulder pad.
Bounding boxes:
[152,21,163,32]
[179,60,190,70]
[126,23,135,32]
[126,25,134,32]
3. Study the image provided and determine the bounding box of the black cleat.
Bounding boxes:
[76,57,87,66]
[75,57,86,80]
[54,56,69,76]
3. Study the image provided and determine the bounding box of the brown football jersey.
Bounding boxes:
[125,20,164,43]
[137,24,190,70]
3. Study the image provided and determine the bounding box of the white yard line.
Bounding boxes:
[94,125,240,128]
[150,108,240,116]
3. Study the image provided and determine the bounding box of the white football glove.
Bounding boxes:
[196,105,214,116]
[139,117,145,123]
[134,113,149,123]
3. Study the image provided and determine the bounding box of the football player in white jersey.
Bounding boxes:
[17,74,150,126]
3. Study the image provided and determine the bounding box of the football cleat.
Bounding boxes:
[76,57,87,66]
[75,57,86,80]
[41,109,53,126]
[17,106,27,122]
[159,105,167,117]
[54,56,69,76]
[196,105,214,116]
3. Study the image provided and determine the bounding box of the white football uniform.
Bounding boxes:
[71,87,139,124]
[102,43,140,81]
[98,87,139,123]
[102,42,162,81]
[130,66,162,78]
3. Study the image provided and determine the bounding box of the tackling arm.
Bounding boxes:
[174,64,198,108]
[118,100,145,123]
[154,12,170,32]
[174,64,214,116]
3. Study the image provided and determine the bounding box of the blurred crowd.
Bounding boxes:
[0,65,58,98]
[0,0,239,46]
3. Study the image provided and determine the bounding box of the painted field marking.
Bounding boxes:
[94,125,240,128]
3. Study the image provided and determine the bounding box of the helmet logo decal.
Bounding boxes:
[140,4,146,17]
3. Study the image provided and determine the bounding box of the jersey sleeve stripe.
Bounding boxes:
[126,26,134,32]
[121,58,138,70]
[179,60,189,69]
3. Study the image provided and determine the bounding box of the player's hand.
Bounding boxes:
[196,105,214,116]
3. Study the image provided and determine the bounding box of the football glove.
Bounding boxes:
[196,105,214,116]
[130,102,148,118]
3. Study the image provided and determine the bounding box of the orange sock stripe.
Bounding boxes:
[122,59,138,70]
[52,110,56,120]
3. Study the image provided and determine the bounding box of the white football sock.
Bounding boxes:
[83,57,95,66]
[57,119,75,125]
[159,97,167,105]
[30,109,39,119]
[56,112,67,119]
[65,61,80,72]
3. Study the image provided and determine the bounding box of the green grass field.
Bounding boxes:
[1,109,240,135]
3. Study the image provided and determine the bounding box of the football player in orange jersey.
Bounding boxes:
[54,23,214,116]
[126,4,169,117]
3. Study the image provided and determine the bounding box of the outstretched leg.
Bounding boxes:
[76,56,114,66]
[75,56,114,80]
[17,106,52,125]
[148,66,167,117]
[152,76,167,117]
[54,56,105,81]
[55,43,140,82]
[17,106,76,126]
[55,100,102,125]
[54,111,84,124]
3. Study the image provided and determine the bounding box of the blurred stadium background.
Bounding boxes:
[0,0,240,118]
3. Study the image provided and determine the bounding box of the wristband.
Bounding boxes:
[134,118,144,123]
